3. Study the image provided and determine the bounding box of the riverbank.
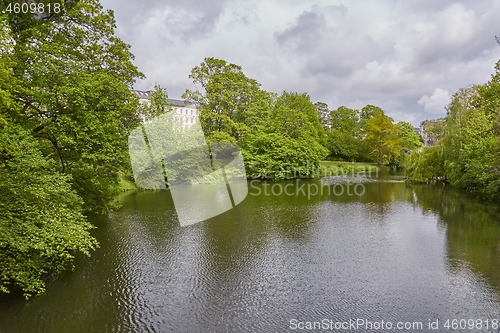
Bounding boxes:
[318,161,390,177]
[119,172,137,191]
[117,161,391,193]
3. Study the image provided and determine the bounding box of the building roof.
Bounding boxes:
[131,90,198,108]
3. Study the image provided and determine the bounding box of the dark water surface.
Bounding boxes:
[1,172,500,332]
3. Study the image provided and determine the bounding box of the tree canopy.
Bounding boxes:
[407,62,500,200]
[0,0,142,297]
[183,57,328,179]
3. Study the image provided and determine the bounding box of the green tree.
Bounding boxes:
[474,62,500,198]
[363,111,400,164]
[183,57,270,142]
[396,121,422,151]
[139,84,171,122]
[326,106,362,161]
[407,62,500,200]
[389,121,423,169]
[5,0,143,212]
[0,125,98,298]
[314,101,329,128]
[0,0,143,298]
[329,106,360,134]
[442,86,480,188]
[459,109,498,193]
[183,58,327,179]
[243,92,328,179]
[406,145,445,182]
[242,132,327,179]
[274,92,326,145]
[359,104,384,133]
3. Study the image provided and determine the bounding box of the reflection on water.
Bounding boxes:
[1,174,500,332]
[408,184,500,295]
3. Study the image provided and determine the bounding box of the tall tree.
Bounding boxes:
[442,86,480,186]
[243,91,328,179]
[274,91,326,145]
[363,111,400,164]
[396,121,423,151]
[0,125,98,299]
[0,0,142,297]
[359,104,385,134]
[183,57,270,142]
[314,101,329,128]
[388,121,423,169]
[5,0,144,212]
[327,106,362,161]
[407,60,500,199]
[183,58,328,179]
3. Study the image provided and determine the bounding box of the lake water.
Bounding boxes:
[1,172,500,332]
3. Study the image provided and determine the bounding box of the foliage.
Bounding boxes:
[388,121,423,169]
[421,118,446,146]
[5,0,143,213]
[407,61,500,200]
[139,84,170,121]
[184,58,327,179]
[326,106,362,161]
[314,101,329,128]
[274,92,327,145]
[242,132,327,179]
[441,87,475,187]
[359,104,384,132]
[0,0,142,297]
[397,121,423,151]
[324,105,415,165]
[458,109,498,193]
[362,112,401,165]
[241,93,328,179]
[406,145,445,182]
[0,125,98,299]
[183,57,269,142]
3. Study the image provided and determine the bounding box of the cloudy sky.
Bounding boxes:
[101,0,500,126]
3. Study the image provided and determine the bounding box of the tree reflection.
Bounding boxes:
[407,183,500,294]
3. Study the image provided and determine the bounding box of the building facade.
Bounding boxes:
[132,90,200,128]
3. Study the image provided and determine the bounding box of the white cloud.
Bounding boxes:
[417,88,452,114]
[100,0,500,126]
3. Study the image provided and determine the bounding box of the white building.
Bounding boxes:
[132,90,200,128]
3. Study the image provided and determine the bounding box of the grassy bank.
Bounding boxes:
[117,161,390,192]
[319,161,389,177]
[118,172,137,192]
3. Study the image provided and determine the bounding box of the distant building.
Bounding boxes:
[132,90,200,128]
[418,119,445,147]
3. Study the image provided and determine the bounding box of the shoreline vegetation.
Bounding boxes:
[117,161,392,198]
[0,0,497,299]
[405,72,500,201]
[117,161,391,193]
